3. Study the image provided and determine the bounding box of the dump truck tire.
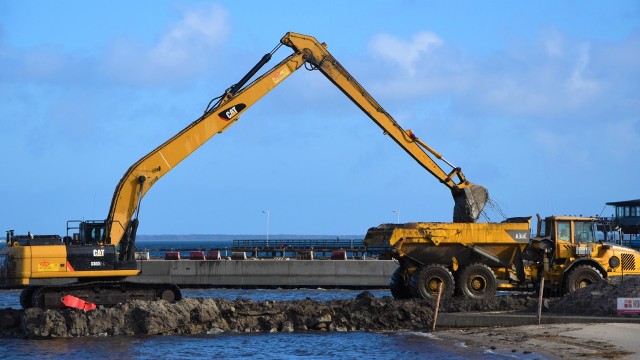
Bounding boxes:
[458,263,497,300]
[564,264,603,294]
[409,264,454,300]
[389,267,412,299]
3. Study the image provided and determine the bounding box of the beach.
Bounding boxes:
[437,323,640,359]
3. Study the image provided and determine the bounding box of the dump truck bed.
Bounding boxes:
[364,219,531,267]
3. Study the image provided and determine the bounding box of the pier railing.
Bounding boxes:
[232,239,363,251]
[137,238,392,260]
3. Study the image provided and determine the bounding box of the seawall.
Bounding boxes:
[127,259,398,288]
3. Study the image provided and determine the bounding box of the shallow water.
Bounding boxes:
[0,328,539,360]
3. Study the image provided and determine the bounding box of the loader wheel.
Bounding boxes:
[409,264,454,300]
[458,263,497,300]
[389,267,411,299]
[564,265,603,294]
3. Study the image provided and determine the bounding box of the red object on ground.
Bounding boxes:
[61,295,97,311]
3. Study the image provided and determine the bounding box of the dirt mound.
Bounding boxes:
[439,295,539,313]
[549,277,640,317]
[0,292,435,339]
[2,283,638,339]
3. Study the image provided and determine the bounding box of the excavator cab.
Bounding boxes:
[65,220,107,245]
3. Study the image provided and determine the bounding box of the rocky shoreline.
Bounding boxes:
[1,278,639,339]
[2,292,431,338]
[0,292,543,339]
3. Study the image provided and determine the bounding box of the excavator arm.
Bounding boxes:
[281,33,488,223]
[106,32,488,252]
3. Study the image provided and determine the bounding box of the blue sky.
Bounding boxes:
[1,1,639,236]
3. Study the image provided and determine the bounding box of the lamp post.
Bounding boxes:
[393,209,400,224]
[262,210,270,245]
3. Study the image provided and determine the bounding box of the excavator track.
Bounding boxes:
[24,282,182,309]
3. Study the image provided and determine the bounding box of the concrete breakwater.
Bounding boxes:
[132,259,399,288]
[25,259,399,288]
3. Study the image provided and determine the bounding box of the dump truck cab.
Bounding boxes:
[537,215,595,240]
[534,215,599,259]
[532,215,640,293]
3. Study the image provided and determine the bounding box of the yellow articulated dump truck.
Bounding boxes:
[364,215,640,300]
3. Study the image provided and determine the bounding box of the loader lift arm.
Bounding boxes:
[106,32,488,251]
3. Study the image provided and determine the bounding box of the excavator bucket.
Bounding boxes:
[452,185,489,223]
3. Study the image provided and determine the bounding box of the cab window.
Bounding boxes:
[574,221,596,243]
[557,221,570,241]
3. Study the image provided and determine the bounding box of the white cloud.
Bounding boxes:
[567,43,600,103]
[365,30,637,124]
[104,4,230,86]
[369,32,443,75]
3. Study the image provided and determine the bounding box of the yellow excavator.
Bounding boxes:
[0,32,488,308]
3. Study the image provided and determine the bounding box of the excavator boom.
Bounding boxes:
[105,50,309,249]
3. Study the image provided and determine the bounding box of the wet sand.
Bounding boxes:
[437,323,640,359]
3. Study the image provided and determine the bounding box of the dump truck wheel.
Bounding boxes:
[409,264,454,300]
[389,267,412,299]
[564,265,603,294]
[458,263,496,300]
